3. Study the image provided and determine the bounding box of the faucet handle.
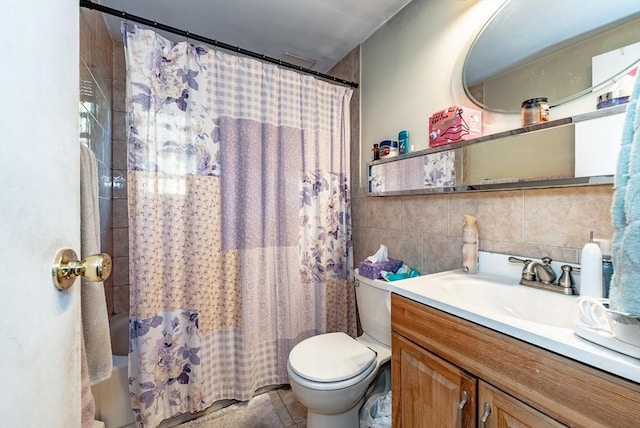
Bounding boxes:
[558,265,579,294]
[508,256,529,264]
[508,256,535,281]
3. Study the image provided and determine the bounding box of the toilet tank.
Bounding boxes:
[355,270,391,347]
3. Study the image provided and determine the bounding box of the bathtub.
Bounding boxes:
[92,313,136,428]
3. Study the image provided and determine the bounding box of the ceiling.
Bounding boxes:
[99,0,411,73]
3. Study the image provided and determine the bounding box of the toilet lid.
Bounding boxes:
[288,332,376,382]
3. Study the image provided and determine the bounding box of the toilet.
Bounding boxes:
[287,270,391,428]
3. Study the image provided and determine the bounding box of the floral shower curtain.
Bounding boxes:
[123,24,356,427]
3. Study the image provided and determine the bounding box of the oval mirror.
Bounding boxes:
[463,0,640,113]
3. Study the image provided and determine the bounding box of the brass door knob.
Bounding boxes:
[52,248,112,290]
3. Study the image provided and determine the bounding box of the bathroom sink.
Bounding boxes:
[424,272,577,329]
[387,270,578,334]
[386,266,640,383]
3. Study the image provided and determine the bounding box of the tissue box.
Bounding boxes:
[358,258,403,280]
[429,105,482,148]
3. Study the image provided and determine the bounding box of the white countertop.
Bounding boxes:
[386,269,640,383]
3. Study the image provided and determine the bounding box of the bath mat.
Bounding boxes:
[178,393,285,428]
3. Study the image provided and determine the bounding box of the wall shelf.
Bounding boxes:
[368,104,626,196]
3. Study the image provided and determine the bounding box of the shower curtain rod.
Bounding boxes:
[80,0,359,89]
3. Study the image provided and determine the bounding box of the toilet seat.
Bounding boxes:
[289,332,377,384]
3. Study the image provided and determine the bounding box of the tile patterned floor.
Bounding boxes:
[267,385,307,428]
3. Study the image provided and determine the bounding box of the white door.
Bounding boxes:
[0,2,81,427]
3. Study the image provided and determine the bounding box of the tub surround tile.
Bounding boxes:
[97,160,113,199]
[84,110,105,154]
[95,128,111,170]
[104,285,114,316]
[113,227,129,258]
[112,140,128,170]
[112,80,126,114]
[98,197,112,234]
[111,40,130,316]
[113,285,130,314]
[112,169,127,200]
[79,11,94,73]
[83,6,122,316]
[113,199,129,228]
[94,83,112,134]
[112,111,127,141]
[113,43,126,83]
[101,228,113,258]
[112,256,130,286]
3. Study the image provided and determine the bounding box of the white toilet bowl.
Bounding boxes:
[286,272,391,428]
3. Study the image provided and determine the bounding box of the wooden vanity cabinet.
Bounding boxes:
[478,381,565,428]
[392,332,476,427]
[391,293,640,428]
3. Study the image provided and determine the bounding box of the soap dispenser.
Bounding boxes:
[594,238,613,298]
[462,214,479,274]
[580,231,603,298]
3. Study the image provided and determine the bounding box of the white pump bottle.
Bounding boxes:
[580,231,603,298]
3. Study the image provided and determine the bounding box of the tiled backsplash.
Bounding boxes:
[80,10,130,316]
[351,185,615,275]
[111,42,130,315]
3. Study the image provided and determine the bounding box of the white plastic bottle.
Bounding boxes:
[580,231,603,298]
[462,214,479,274]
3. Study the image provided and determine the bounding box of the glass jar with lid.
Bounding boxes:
[521,97,549,126]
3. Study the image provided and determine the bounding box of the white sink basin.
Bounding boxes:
[424,272,578,329]
[386,269,640,382]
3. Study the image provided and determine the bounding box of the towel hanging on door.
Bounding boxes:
[80,144,112,384]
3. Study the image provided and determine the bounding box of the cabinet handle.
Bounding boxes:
[480,402,492,428]
[457,390,468,428]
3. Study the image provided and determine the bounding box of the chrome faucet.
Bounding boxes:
[508,256,578,295]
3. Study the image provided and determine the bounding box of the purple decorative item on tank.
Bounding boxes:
[358,258,404,279]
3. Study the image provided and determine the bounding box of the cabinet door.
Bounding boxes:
[478,381,566,428]
[392,332,476,428]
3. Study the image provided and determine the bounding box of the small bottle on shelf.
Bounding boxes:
[372,143,380,161]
